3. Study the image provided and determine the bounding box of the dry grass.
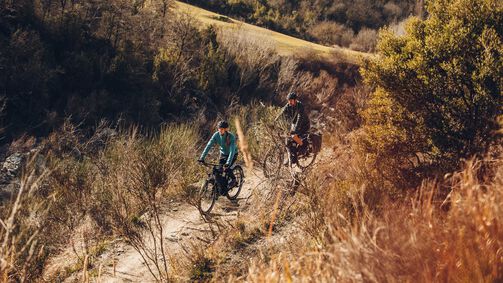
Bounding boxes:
[245,149,503,282]
[86,124,202,280]
[172,1,370,65]
[0,122,203,281]
[0,155,51,282]
[174,98,502,282]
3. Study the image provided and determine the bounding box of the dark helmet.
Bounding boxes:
[217,120,229,129]
[287,92,297,100]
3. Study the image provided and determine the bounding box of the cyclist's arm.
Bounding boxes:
[226,134,237,165]
[200,132,217,160]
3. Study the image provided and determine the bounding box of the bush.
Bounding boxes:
[92,124,202,234]
[307,21,354,47]
[349,28,378,52]
[0,121,203,280]
[360,0,503,185]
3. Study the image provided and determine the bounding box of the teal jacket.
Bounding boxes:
[200,131,238,165]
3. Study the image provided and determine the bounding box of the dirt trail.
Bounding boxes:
[94,167,266,282]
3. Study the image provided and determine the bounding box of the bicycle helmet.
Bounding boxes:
[217,120,229,129]
[287,92,297,100]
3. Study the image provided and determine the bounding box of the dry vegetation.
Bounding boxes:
[246,148,503,282]
[171,112,502,282]
[0,122,203,281]
[0,0,501,282]
[173,1,370,64]
[178,0,419,53]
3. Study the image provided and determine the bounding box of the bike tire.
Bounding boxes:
[198,180,217,215]
[297,143,317,169]
[263,145,283,178]
[227,165,244,200]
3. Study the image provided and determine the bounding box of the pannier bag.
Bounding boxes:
[309,133,322,153]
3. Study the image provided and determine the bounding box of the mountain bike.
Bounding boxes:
[198,161,245,215]
[263,125,320,178]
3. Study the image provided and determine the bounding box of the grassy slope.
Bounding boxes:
[173,1,370,65]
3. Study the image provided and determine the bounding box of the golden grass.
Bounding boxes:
[172,1,371,65]
[245,150,503,282]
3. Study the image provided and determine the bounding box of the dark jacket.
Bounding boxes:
[278,101,310,135]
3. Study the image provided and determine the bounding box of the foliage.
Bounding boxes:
[0,121,202,280]
[0,1,290,145]
[360,0,503,184]
[0,0,167,141]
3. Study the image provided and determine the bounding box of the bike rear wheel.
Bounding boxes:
[263,145,284,178]
[227,165,244,200]
[297,142,317,169]
[198,179,217,215]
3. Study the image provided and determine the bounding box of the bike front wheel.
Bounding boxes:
[227,165,244,200]
[198,179,217,215]
[263,145,284,178]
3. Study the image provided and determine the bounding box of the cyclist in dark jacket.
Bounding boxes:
[198,120,238,189]
[277,92,310,165]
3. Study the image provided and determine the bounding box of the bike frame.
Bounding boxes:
[201,162,231,193]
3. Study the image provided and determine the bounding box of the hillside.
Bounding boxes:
[1,0,501,282]
[172,1,370,65]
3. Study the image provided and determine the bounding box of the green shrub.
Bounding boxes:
[361,0,502,185]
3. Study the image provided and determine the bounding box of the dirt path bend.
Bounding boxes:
[95,167,266,282]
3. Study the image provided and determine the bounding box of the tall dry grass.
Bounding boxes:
[246,149,503,282]
[87,124,202,280]
[0,155,51,282]
[231,103,286,163]
[1,122,203,281]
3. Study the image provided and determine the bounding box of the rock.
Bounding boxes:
[2,152,24,178]
[0,152,27,202]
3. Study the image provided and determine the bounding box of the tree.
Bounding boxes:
[360,0,502,184]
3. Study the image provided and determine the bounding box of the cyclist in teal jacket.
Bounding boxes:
[198,120,238,188]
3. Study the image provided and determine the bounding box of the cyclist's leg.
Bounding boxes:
[298,132,309,154]
[214,155,227,193]
[286,137,298,165]
[227,153,238,186]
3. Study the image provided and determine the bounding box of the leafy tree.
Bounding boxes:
[360,0,502,184]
